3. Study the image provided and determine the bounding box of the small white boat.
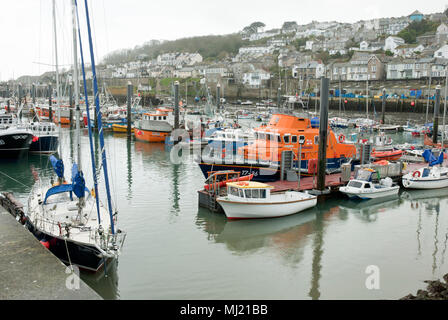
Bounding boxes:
[339,169,400,199]
[216,181,317,219]
[402,166,448,189]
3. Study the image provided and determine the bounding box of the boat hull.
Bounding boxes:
[26,222,107,272]
[402,176,448,189]
[0,132,33,158]
[217,196,317,219]
[112,124,130,133]
[134,128,170,143]
[29,135,58,154]
[198,157,344,182]
[339,186,400,199]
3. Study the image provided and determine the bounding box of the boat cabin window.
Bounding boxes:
[229,186,239,196]
[238,189,245,198]
[258,133,266,141]
[364,183,372,189]
[163,116,167,120]
[283,135,290,144]
[292,135,297,143]
[348,181,363,188]
[277,135,281,143]
[244,189,264,198]
[314,136,319,144]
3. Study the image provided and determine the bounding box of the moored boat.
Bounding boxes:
[216,181,317,219]
[197,113,356,182]
[339,169,400,199]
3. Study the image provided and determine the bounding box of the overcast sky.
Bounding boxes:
[0,0,446,81]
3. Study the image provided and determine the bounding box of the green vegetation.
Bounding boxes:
[397,19,439,43]
[385,50,394,56]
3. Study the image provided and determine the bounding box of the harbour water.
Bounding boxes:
[1,122,448,300]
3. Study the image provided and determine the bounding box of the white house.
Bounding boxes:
[436,23,448,43]
[242,70,271,88]
[434,45,448,59]
[360,41,369,51]
[384,36,405,52]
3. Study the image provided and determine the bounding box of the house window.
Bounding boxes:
[372,65,377,72]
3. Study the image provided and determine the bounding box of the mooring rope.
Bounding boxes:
[0,171,31,188]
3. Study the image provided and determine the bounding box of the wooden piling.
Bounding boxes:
[127,82,133,138]
[174,81,179,130]
[433,85,441,145]
[317,78,329,191]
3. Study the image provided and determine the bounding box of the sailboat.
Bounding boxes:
[25,0,125,272]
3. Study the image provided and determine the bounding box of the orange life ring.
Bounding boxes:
[338,134,345,143]
[413,171,421,178]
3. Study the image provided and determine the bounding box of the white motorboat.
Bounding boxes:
[339,169,400,199]
[402,166,448,189]
[216,181,317,219]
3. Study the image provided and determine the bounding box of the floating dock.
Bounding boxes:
[0,205,101,300]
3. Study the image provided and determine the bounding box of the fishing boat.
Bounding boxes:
[402,150,448,189]
[216,181,317,219]
[339,169,399,199]
[197,114,357,182]
[134,107,176,143]
[26,0,125,272]
[28,122,59,154]
[0,113,33,158]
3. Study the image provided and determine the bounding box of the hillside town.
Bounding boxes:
[77,9,448,89]
[6,7,448,98]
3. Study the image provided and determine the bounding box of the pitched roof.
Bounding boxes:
[409,10,423,16]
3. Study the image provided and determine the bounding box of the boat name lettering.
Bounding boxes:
[13,135,28,140]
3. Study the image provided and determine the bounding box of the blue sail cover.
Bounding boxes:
[422,150,444,166]
[49,155,64,179]
[71,163,86,199]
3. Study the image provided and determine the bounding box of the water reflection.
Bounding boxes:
[401,189,448,274]
[171,164,180,215]
[80,259,120,300]
[196,208,316,261]
[126,139,132,200]
[309,212,324,300]
[338,195,401,222]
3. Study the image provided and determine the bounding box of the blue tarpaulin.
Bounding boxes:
[71,163,86,199]
[49,155,64,179]
[422,150,444,166]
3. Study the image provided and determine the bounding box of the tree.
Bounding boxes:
[282,21,299,32]
[385,50,394,56]
[397,19,438,43]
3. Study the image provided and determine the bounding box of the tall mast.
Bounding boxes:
[52,0,61,155]
[83,0,115,234]
[72,0,81,168]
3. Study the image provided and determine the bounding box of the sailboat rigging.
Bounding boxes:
[25,0,126,272]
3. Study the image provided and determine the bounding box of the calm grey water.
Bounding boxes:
[1,123,448,300]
